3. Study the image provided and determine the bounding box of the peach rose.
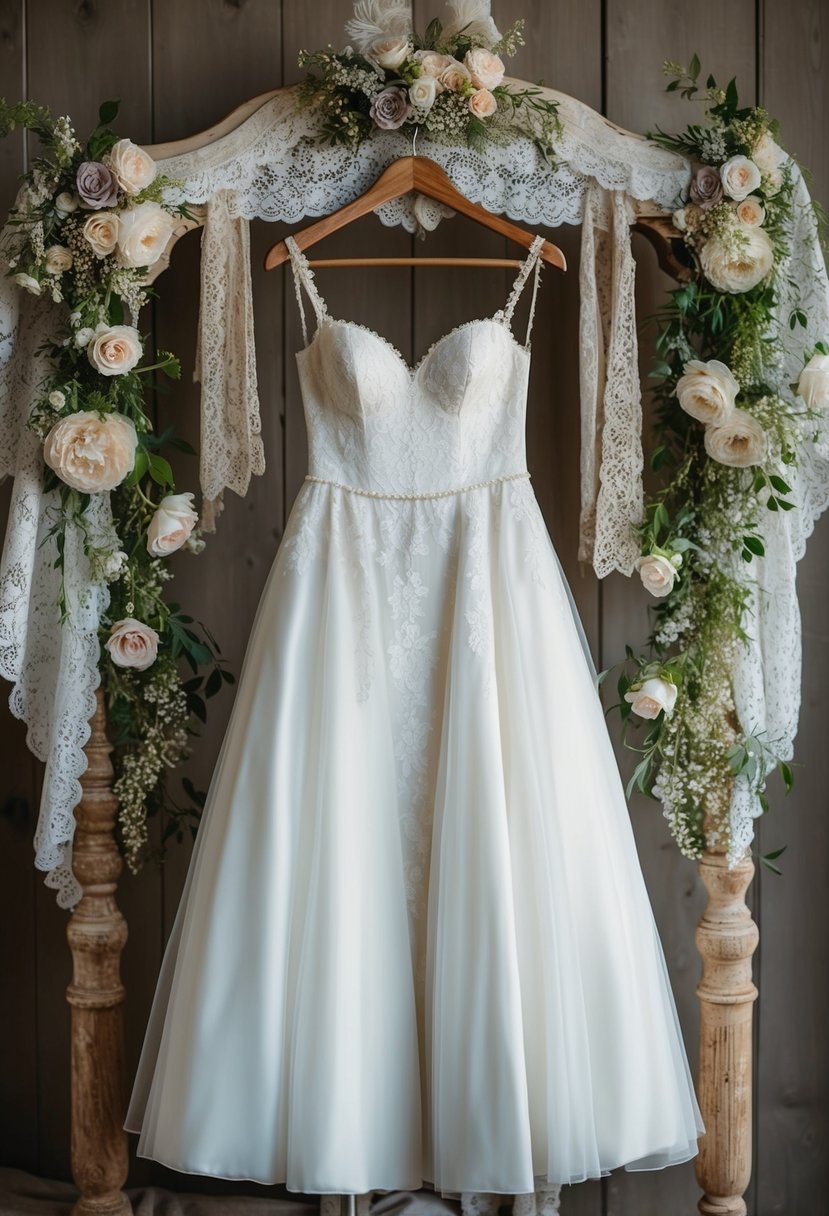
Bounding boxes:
[105,617,159,671]
[88,324,143,376]
[43,410,138,492]
[734,196,765,227]
[469,88,497,119]
[146,492,199,556]
[83,212,119,258]
[106,138,157,195]
[625,676,678,720]
[439,60,472,92]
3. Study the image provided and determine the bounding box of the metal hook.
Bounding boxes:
[412,124,419,157]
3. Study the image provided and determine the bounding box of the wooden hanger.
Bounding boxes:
[264,151,567,272]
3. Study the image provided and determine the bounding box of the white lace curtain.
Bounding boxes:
[1,81,827,905]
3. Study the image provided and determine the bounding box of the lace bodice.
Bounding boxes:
[286,235,544,495]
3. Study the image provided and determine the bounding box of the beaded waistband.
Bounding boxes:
[303,470,530,501]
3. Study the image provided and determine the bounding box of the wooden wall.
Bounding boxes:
[0,2,826,1213]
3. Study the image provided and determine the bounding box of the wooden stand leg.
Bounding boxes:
[66,688,131,1216]
[694,849,759,1216]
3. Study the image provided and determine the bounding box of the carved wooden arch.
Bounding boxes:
[66,83,753,1216]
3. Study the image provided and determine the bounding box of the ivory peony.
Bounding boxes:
[43,410,137,492]
[797,352,829,412]
[463,47,505,89]
[720,155,761,202]
[699,226,774,293]
[88,324,143,376]
[676,359,740,426]
[625,677,678,720]
[635,554,678,598]
[116,201,175,269]
[704,409,767,467]
[83,212,119,258]
[146,492,199,556]
[105,617,159,671]
[106,138,157,195]
[469,88,497,118]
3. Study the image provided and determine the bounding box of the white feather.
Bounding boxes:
[345,1,413,53]
[442,0,501,45]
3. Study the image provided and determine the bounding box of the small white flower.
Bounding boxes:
[101,549,128,580]
[670,553,683,568]
[55,190,79,216]
[720,155,762,202]
[625,676,678,720]
[69,310,81,326]
[672,208,687,231]
[48,389,66,408]
[797,352,829,412]
[75,326,95,348]
[13,272,41,296]
[409,76,438,112]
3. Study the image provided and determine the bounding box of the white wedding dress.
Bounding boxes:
[125,234,704,1196]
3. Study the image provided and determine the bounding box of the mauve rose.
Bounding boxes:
[370,86,412,131]
[689,164,724,210]
[76,161,119,210]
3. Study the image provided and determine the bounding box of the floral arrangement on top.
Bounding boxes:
[606,59,828,871]
[296,0,561,161]
[0,98,233,873]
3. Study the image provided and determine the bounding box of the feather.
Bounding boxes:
[345,1,413,53]
[441,0,501,45]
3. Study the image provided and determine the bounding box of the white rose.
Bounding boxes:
[720,155,762,202]
[797,352,829,412]
[439,60,472,92]
[146,492,199,557]
[635,554,678,598]
[106,138,157,195]
[13,272,41,295]
[463,47,505,90]
[734,195,765,227]
[88,324,143,376]
[625,676,678,720]
[414,50,454,79]
[676,358,740,426]
[409,76,438,113]
[753,131,785,175]
[704,409,768,467]
[75,326,95,348]
[115,201,175,269]
[48,389,66,408]
[699,226,774,293]
[469,88,498,119]
[368,35,412,70]
[43,410,138,492]
[55,190,79,216]
[83,211,119,258]
[44,245,73,275]
[105,617,159,671]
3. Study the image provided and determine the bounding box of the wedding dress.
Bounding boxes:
[125,234,704,1195]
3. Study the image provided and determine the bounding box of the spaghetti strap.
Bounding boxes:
[499,234,545,348]
[285,235,328,346]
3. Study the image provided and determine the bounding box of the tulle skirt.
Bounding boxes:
[125,477,704,1193]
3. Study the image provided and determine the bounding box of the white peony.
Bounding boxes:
[88,324,143,376]
[625,677,678,720]
[676,358,740,426]
[368,34,412,69]
[13,272,41,295]
[44,245,73,275]
[797,352,829,412]
[734,196,765,228]
[105,617,159,671]
[704,409,768,467]
[83,212,119,258]
[720,155,762,202]
[699,226,774,293]
[106,138,157,195]
[43,410,138,492]
[463,47,505,89]
[635,554,678,598]
[409,76,438,112]
[146,492,199,557]
[116,201,175,269]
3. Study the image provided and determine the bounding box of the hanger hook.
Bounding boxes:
[412,124,419,158]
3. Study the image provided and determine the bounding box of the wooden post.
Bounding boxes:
[694,848,759,1216]
[65,688,131,1216]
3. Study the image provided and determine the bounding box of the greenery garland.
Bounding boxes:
[0,99,233,873]
[607,60,828,872]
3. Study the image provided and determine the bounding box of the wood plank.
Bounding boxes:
[755,3,829,1211]
[604,2,757,1212]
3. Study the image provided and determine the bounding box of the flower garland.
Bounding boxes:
[297,0,561,161]
[608,60,828,871]
[0,99,233,872]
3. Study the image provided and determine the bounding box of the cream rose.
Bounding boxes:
[699,226,774,293]
[43,410,138,492]
[439,60,472,92]
[83,211,119,258]
[13,272,41,295]
[625,677,678,720]
[115,201,175,269]
[106,138,157,195]
[735,195,765,227]
[676,358,740,426]
[720,155,762,202]
[463,47,505,90]
[704,409,767,467]
[635,554,678,598]
[88,324,143,376]
[146,492,199,557]
[409,76,438,112]
[44,245,73,275]
[797,352,829,412]
[105,617,159,671]
[414,50,454,78]
[368,35,412,70]
[469,88,497,119]
[55,190,79,216]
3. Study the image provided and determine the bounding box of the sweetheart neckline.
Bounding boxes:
[295,315,532,380]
